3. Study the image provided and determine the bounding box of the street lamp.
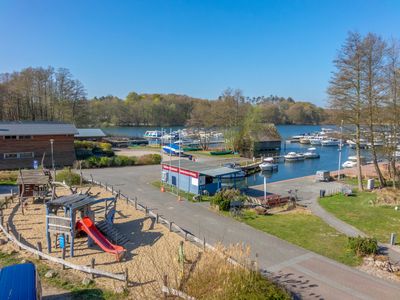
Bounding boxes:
[337,120,344,181]
[50,139,55,177]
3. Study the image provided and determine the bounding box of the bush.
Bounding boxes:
[79,155,137,168]
[55,169,82,186]
[74,141,114,158]
[137,154,162,165]
[0,171,18,185]
[211,189,246,211]
[348,236,378,256]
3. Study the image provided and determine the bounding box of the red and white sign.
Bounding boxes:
[162,164,199,178]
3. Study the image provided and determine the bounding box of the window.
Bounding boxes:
[19,152,34,158]
[3,152,34,159]
[4,153,18,159]
[19,135,33,140]
[4,136,17,140]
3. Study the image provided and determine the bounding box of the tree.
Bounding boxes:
[328,32,365,190]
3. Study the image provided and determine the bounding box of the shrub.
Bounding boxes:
[137,154,162,165]
[80,155,137,168]
[0,171,18,185]
[55,169,82,186]
[211,189,246,211]
[348,236,378,256]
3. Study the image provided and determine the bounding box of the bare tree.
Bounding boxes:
[328,32,365,190]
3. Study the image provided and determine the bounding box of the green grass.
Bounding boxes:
[239,210,362,266]
[319,191,400,243]
[185,150,240,158]
[341,176,381,188]
[0,251,126,299]
[0,180,16,185]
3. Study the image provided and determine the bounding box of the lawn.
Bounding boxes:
[319,191,400,243]
[185,150,240,159]
[239,210,361,266]
[341,176,381,188]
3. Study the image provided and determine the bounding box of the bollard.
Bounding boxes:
[37,242,42,260]
[111,186,114,195]
[118,190,121,199]
[62,247,66,270]
[156,214,159,223]
[390,233,397,245]
[163,274,168,299]
[169,221,173,232]
[145,206,148,216]
[91,258,96,279]
[134,199,137,210]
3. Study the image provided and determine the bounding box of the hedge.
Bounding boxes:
[80,154,161,169]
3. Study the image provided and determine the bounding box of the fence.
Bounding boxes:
[0,194,127,283]
[87,174,243,268]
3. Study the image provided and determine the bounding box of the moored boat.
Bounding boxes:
[303,147,320,159]
[321,138,340,146]
[284,152,305,161]
[259,157,278,171]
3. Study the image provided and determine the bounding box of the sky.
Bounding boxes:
[1,0,399,106]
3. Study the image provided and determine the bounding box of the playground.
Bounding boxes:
[1,179,201,297]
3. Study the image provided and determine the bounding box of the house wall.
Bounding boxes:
[0,134,76,170]
[162,169,199,195]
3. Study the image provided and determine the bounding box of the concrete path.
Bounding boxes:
[83,166,400,299]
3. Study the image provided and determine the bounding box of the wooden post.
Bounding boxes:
[91,258,95,279]
[37,242,42,260]
[0,212,3,227]
[169,221,173,232]
[156,213,159,223]
[185,232,188,241]
[163,274,168,299]
[111,185,114,195]
[145,206,148,215]
[134,198,137,210]
[18,233,22,250]
[6,223,9,233]
[125,268,129,289]
[90,174,94,184]
[118,190,121,199]
[125,194,128,205]
[62,247,66,270]
[203,237,206,251]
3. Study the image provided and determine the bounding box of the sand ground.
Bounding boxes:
[0,185,201,298]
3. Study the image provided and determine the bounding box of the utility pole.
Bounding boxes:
[50,139,55,178]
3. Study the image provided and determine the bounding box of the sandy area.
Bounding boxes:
[0,185,201,298]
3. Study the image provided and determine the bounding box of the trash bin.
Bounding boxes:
[320,189,326,198]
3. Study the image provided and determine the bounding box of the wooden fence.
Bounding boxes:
[0,194,127,283]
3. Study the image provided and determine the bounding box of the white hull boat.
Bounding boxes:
[284,152,305,161]
[259,157,278,171]
[321,139,340,146]
[303,147,320,159]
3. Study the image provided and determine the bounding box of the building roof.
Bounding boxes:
[163,160,240,177]
[47,194,98,210]
[75,128,106,138]
[0,121,78,136]
[0,263,37,300]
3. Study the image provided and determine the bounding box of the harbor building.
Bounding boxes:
[161,160,240,195]
[75,128,106,141]
[239,124,282,158]
[0,121,77,170]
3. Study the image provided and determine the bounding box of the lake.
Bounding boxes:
[102,125,364,185]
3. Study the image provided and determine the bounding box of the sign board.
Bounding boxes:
[162,164,199,178]
[191,177,198,186]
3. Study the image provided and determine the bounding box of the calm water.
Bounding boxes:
[102,125,363,185]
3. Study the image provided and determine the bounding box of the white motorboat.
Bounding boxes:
[284,152,305,161]
[144,130,164,139]
[309,136,324,145]
[321,138,340,146]
[346,139,367,149]
[259,157,278,171]
[342,156,358,168]
[303,147,320,159]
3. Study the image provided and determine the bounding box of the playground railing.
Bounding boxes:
[0,213,127,283]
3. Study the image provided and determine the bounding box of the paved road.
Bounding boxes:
[83,166,400,299]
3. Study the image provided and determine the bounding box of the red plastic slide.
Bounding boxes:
[76,217,126,261]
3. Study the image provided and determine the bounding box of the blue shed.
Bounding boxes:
[161,160,241,195]
[0,263,41,300]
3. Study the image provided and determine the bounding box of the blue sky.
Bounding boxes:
[1,0,399,106]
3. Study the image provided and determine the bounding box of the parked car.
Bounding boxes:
[0,263,42,300]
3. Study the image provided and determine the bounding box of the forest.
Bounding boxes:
[0,66,327,127]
